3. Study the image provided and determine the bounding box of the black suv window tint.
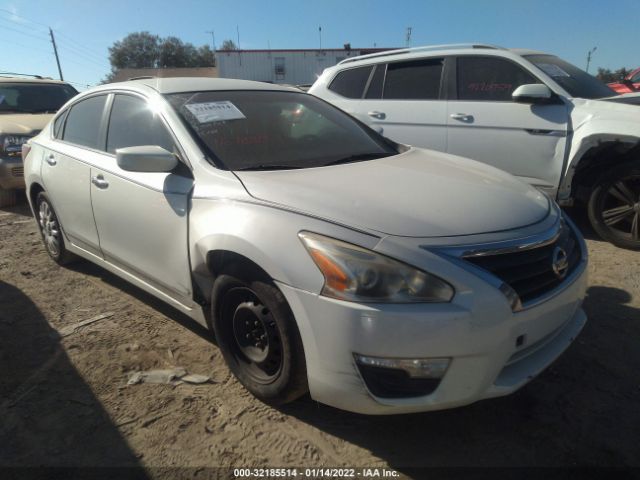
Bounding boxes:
[106,94,175,154]
[328,66,373,98]
[383,58,443,100]
[365,64,385,99]
[62,95,107,149]
[457,56,540,101]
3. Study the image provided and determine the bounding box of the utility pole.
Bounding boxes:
[405,27,412,47]
[49,27,63,81]
[319,26,322,50]
[205,30,216,51]
[236,25,241,50]
[586,46,597,73]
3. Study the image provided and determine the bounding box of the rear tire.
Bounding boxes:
[211,269,308,405]
[588,162,640,250]
[36,192,77,265]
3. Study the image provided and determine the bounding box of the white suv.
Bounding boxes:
[24,78,587,414]
[309,44,640,250]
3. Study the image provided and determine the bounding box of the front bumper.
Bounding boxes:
[0,157,25,190]
[277,254,587,415]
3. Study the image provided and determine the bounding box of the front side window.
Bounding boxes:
[0,82,77,114]
[106,94,175,154]
[62,95,107,149]
[525,54,615,99]
[383,58,443,100]
[165,90,396,170]
[457,56,540,101]
[328,66,373,99]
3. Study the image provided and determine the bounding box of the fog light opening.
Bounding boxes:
[354,354,451,399]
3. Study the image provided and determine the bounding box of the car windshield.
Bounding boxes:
[165,90,396,170]
[525,55,616,99]
[0,82,78,114]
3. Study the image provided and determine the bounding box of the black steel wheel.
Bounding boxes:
[211,269,307,405]
[588,162,640,250]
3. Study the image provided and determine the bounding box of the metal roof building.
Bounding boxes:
[216,47,396,85]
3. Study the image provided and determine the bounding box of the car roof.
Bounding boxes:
[104,77,301,95]
[0,76,72,85]
[332,44,550,68]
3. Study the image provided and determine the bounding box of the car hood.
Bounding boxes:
[235,148,549,238]
[600,92,640,106]
[0,113,54,135]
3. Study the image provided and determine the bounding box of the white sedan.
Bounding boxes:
[23,77,587,414]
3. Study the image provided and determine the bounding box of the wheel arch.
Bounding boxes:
[28,182,45,211]
[560,133,640,204]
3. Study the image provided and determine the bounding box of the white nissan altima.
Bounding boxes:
[23,78,587,414]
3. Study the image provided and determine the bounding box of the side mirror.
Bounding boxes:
[512,84,553,104]
[116,145,178,173]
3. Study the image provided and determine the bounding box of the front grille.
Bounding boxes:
[464,221,581,305]
[11,166,24,177]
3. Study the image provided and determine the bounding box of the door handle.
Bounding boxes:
[45,154,57,166]
[368,111,386,120]
[91,175,109,189]
[450,113,473,122]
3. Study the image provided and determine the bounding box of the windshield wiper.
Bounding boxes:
[323,152,393,167]
[233,164,305,171]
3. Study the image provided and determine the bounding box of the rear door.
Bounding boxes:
[89,93,194,300]
[446,55,569,193]
[41,94,107,256]
[355,58,448,151]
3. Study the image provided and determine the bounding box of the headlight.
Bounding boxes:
[1,135,31,156]
[299,232,454,303]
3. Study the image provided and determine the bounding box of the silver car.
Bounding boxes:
[24,78,587,414]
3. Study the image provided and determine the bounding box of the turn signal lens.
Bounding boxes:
[299,231,454,303]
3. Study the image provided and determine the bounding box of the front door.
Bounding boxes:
[446,56,569,194]
[89,93,194,300]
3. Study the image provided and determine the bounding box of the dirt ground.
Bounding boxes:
[1,194,639,477]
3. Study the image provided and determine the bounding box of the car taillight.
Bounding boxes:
[21,142,32,161]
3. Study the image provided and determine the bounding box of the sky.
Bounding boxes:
[1,0,638,90]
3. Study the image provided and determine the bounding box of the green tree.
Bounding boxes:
[596,67,632,83]
[220,39,238,50]
[103,32,216,83]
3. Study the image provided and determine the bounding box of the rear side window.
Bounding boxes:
[62,95,107,149]
[53,110,67,139]
[457,57,540,101]
[328,66,373,98]
[383,58,443,100]
[365,64,385,99]
[106,94,175,154]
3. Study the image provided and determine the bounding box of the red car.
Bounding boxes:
[608,67,640,93]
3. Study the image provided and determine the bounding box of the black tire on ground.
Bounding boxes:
[588,161,640,250]
[36,192,77,265]
[0,186,17,208]
[210,269,308,405]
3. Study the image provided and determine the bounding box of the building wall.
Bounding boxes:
[217,49,391,85]
[111,67,218,83]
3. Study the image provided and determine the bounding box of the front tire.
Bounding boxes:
[36,192,76,265]
[211,270,308,405]
[588,162,640,250]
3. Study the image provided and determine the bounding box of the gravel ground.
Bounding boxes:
[1,196,639,478]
